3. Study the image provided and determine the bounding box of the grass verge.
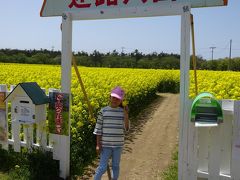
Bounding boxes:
[0,172,8,180]
[161,150,178,180]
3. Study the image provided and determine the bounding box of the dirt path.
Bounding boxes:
[88,93,179,180]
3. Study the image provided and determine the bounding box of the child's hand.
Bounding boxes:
[124,105,129,113]
[96,144,102,154]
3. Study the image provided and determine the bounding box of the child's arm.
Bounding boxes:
[93,110,103,153]
[96,135,102,154]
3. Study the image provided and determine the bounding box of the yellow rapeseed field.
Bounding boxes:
[1,63,240,174]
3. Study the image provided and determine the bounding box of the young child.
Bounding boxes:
[93,86,129,180]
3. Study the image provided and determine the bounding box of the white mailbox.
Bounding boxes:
[5,82,49,124]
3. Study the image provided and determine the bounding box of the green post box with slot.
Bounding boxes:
[191,92,223,127]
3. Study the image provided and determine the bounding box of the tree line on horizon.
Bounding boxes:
[0,48,240,71]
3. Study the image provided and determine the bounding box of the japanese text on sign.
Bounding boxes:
[41,0,227,18]
[48,92,69,136]
[68,0,175,9]
[55,93,64,134]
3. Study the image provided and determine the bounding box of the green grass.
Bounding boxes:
[161,150,178,180]
[0,172,9,180]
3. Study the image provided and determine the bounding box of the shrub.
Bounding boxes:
[8,165,30,180]
[0,147,60,180]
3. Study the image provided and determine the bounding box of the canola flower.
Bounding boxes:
[1,63,240,174]
[1,64,240,130]
[189,70,240,100]
[0,63,178,126]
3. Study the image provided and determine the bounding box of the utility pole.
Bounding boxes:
[51,46,55,52]
[228,39,232,70]
[229,39,232,59]
[210,46,216,60]
[121,46,125,56]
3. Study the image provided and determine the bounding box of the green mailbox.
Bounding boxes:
[191,92,223,126]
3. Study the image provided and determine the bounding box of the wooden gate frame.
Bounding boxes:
[39,1,228,179]
[60,6,191,179]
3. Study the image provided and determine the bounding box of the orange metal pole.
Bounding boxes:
[190,14,198,96]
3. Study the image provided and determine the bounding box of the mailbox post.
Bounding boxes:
[5,82,49,151]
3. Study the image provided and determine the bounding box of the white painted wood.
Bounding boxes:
[195,101,235,179]
[0,84,8,150]
[197,172,232,180]
[60,12,72,179]
[187,100,198,180]
[208,101,223,179]
[20,96,35,148]
[35,105,46,123]
[49,133,61,160]
[36,105,47,148]
[222,99,234,114]
[61,13,72,94]
[178,5,191,180]
[220,102,233,176]
[71,3,185,20]
[231,101,240,180]
[208,126,221,179]
[198,172,232,180]
[197,170,209,179]
[219,174,232,180]
[11,100,21,152]
[41,0,227,17]
[12,121,21,152]
[10,85,16,92]
[0,85,7,92]
[198,127,209,173]
[23,124,33,151]
[49,133,70,178]
[36,120,47,148]
[59,135,70,179]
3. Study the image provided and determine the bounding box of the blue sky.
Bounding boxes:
[0,0,239,60]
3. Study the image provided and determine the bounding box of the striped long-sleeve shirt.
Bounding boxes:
[93,106,125,148]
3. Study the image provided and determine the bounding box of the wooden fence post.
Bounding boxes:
[231,101,240,179]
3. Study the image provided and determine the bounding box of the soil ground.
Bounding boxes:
[81,93,179,180]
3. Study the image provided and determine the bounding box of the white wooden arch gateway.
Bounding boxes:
[40,0,229,179]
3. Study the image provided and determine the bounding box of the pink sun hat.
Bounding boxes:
[110,86,125,100]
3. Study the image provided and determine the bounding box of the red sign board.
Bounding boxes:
[48,92,70,136]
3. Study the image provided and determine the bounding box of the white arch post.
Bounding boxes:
[179,8,191,180]
[59,5,192,179]
[60,12,72,178]
[59,4,192,179]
